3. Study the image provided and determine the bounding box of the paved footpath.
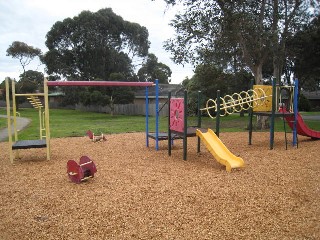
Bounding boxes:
[0,115,31,142]
[301,115,320,121]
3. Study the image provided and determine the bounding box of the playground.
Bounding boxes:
[0,131,319,239]
[1,77,319,239]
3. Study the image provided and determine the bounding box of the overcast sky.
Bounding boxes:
[0,0,194,84]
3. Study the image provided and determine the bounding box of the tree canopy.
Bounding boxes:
[43,8,150,80]
[42,8,152,109]
[287,16,320,91]
[160,0,319,84]
[137,53,172,83]
[6,41,42,76]
[17,70,44,93]
[182,63,253,114]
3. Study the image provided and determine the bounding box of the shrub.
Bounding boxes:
[298,94,311,112]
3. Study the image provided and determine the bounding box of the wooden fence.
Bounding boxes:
[75,103,169,116]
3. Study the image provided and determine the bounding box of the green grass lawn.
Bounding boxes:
[0,117,6,129]
[0,107,319,140]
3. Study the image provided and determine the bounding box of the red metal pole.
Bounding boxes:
[47,81,154,87]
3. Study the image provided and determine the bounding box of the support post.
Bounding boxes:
[270,78,276,150]
[11,80,18,142]
[5,78,14,163]
[248,80,254,145]
[293,79,298,147]
[168,91,172,156]
[183,90,187,160]
[39,107,42,139]
[197,91,201,153]
[216,90,221,137]
[145,83,149,148]
[44,78,51,160]
[155,79,159,150]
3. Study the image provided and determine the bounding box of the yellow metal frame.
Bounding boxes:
[200,84,295,119]
[5,77,51,163]
[201,87,272,119]
[44,78,51,160]
[5,78,13,163]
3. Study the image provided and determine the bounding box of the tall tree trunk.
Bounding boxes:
[253,64,263,85]
[108,96,115,116]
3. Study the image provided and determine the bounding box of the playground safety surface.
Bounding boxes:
[0,132,319,239]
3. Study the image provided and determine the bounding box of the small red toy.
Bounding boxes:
[67,156,97,183]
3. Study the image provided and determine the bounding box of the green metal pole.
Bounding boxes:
[216,90,221,137]
[270,78,276,150]
[248,80,254,145]
[197,91,201,153]
[293,79,298,148]
[183,90,187,160]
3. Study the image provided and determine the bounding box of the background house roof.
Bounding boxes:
[301,90,320,100]
[134,84,185,98]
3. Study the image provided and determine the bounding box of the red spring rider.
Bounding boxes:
[67,156,97,183]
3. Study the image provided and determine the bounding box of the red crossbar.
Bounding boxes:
[47,81,154,87]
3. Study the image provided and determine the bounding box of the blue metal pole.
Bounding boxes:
[146,84,149,147]
[155,79,159,150]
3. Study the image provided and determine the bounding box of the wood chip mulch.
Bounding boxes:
[0,132,319,239]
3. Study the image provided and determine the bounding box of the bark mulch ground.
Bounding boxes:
[0,132,319,239]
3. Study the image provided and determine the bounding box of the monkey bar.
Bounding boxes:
[47,81,154,87]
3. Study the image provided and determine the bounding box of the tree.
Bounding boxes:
[77,73,135,116]
[182,64,253,115]
[137,53,172,83]
[43,8,150,80]
[0,72,44,107]
[287,15,320,91]
[100,73,135,116]
[160,0,318,85]
[6,41,42,77]
[17,70,44,93]
[43,8,150,111]
[0,78,14,101]
[159,0,318,129]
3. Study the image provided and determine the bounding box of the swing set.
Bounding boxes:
[5,77,157,163]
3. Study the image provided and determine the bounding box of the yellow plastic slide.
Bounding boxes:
[196,129,245,172]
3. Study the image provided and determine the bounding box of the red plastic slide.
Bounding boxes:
[279,108,320,139]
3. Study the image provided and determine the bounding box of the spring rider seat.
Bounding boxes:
[67,156,97,183]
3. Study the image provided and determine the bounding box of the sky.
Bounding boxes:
[0,0,194,84]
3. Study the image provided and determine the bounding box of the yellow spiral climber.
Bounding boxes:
[201,88,270,119]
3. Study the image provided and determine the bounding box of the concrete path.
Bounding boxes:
[301,115,320,121]
[0,115,31,142]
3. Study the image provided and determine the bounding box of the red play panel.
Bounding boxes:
[170,98,184,133]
